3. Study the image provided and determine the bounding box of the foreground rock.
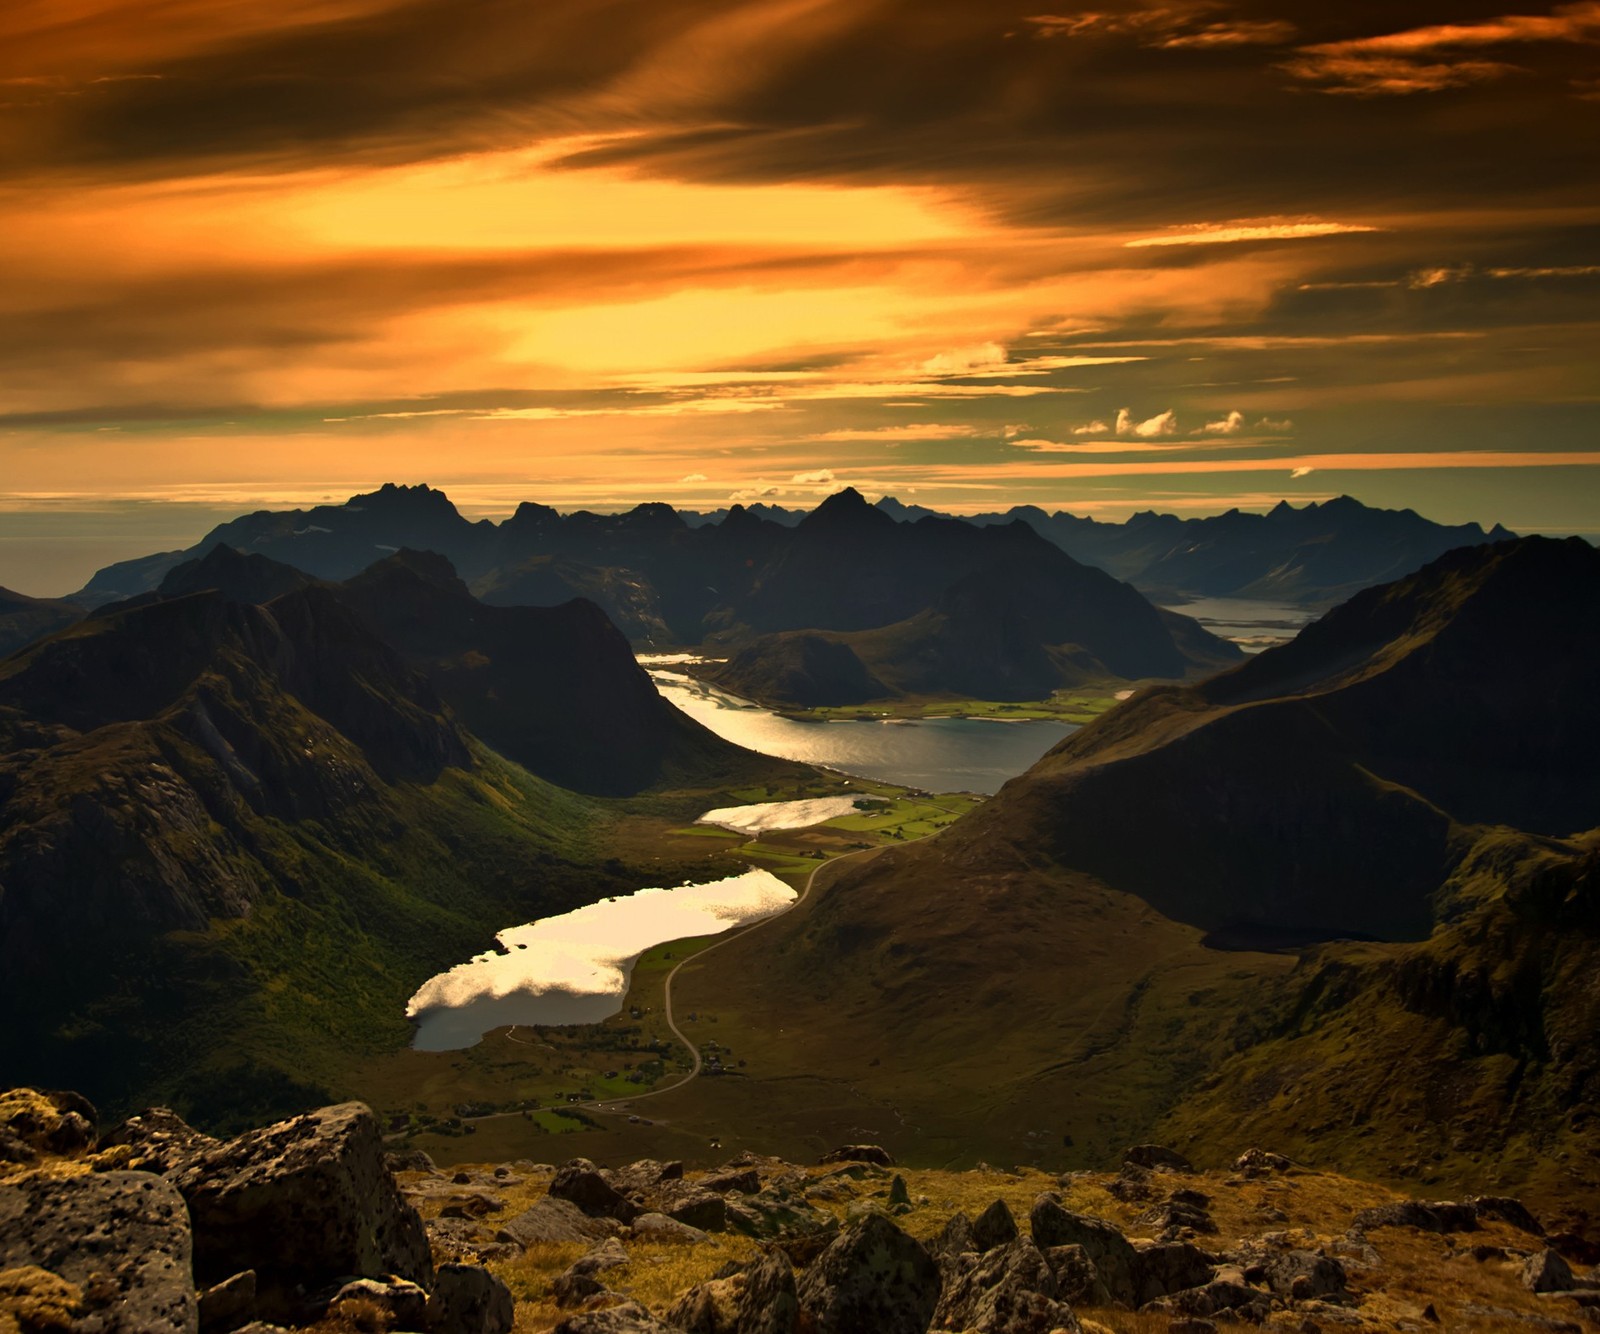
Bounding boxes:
[667,1248,798,1334]
[169,1102,431,1315]
[795,1214,940,1334]
[932,1235,1079,1334]
[0,1169,198,1334]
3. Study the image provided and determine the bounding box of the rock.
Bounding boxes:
[439,1192,505,1220]
[936,1212,977,1258]
[0,1169,197,1334]
[553,1301,675,1333]
[198,1269,256,1333]
[1352,1200,1479,1234]
[99,1108,220,1176]
[0,1266,85,1330]
[932,1235,1079,1334]
[658,1183,728,1232]
[0,1089,96,1158]
[1106,1164,1154,1204]
[1042,1245,1104,1306]
[496,1196,617,1247]
[1526,1249,1578,1294]
[1166,1322,1218,1334]
[554,1239,630,1308]
[795,1214,941,1334]
[1264,1250,1347,1302]
[1460,1302,1584,1333]
[1145,1279,1272,1323]
[1123,1144,1193,1173]
[1233,1149,1292,1176]
[630,1212,710,1245]
[1134,1242,1217,1305]
[384,1148,439,1174]
[666,1248,797,1334]
[699,1168,761,1196]
[887,1175,911,1209]
[1029,1195,1139,1307]
[425,1263,514,1334]
[723,1189,833,1242]
[328,1276,428,1329]
[973,1200,1020,1253]
[817,1145,895,1168]
[1138,1194,1216,1239]
[169,1102,430,1316]
[607,1159,684,1197]
[1475,1196,1547,1237]
[551,1159,638,1222]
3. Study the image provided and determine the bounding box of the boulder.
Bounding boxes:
[817,1145,895,1168]
[606,1159,684,1198]
[551,1159,638,1222]
[0,1088,96,1158]
[1123,1145,1193,1174]
[935,1212,976,1258]
[168,1102,431,1310]
[1042,1245,1104,1306]
[553,1301,675,1333]
[699,1168,761,1196]
[1145,1279,1272,1322]
[931,1235,1079,1334]
[666,1248,797,1334]
[328,1276,428,1329]
[630,1213,710,1245]
[1133,1242,1216,1306]
[1232,1149,1292,1176]
[425,1263,514,1334]
[384,1148,439,1175]
[1263,1250,1347,1302]
[0,1169,197,1334]
[1474,1196,1547,1238]
[197,1269,257,1333]
[1526,1249,1578,1294]
[1029,1196,1139,1306]
[972,1199,1020,1253]
[496,1196,616,1247]
[1352,1200,1479,1234]
[1106,1164,1155,1204]
[795,1214,941,1334]
[1138,1193,1215,1239]
[553,1238,630,1308]
[99,1108,220,1176]
[723,1189,833,1242]
[658,1183,728,1232]
[887,1175,911,1209]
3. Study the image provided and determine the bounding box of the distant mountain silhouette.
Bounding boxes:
[0,586,82,659]
[957,495,1514,605]
[705,533,1240,706]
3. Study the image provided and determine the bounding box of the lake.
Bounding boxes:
[1160,596,1316,653]
[643,664,1076,794]
[406,869,795,1051]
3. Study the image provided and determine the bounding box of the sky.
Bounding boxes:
[1,0,1597,593]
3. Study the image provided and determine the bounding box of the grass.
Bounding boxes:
[772,688,1128,725]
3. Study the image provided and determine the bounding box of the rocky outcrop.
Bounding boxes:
[1232,1149,1292,1177]
[795,1214,940,1334]
[169,1102,431,1312]
[553,1239,630,1308]
[1124,1145,1193,1173]
[553,1302,675,1333]
[0,1170,198,1334]
[1525,1249,1578,1294]
[550,1159,639,1222]
[1029,1196,1139,1306]
[1352,1200,1480,1234]
[100,1108,220,1176]
[496,1196,616,1247]
[972,1199,1020,1252]
[931,1236,1079,1334]
[817,1145,895,1168]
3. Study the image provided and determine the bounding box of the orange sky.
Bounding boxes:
[1,0,1597,592]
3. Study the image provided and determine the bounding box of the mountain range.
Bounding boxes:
[0,545,789,1125]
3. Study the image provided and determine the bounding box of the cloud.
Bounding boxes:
[807,424,988,441]
[1258,417,1295,433]
[1284,3,1600,95]
[1201,410,1245,436]
[1073,419,1112,436]
[1126,219,1380,248]
[1290,465,1316,478]
[919,342,1009,376]
[1115,407,1179,438]
[790,468,836,485]
[1025,9,1295,48]
[679,472,708,483]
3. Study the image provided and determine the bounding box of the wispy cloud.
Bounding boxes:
[1284,2,1600,96]
[1025,9,1295,48]
[1126,219,1380,248]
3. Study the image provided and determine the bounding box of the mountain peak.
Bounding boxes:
[348,482,463,520]
[801,487,892,531]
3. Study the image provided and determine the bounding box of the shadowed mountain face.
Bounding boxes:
[674,535,1600,1207]
[948,536,1600,941]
